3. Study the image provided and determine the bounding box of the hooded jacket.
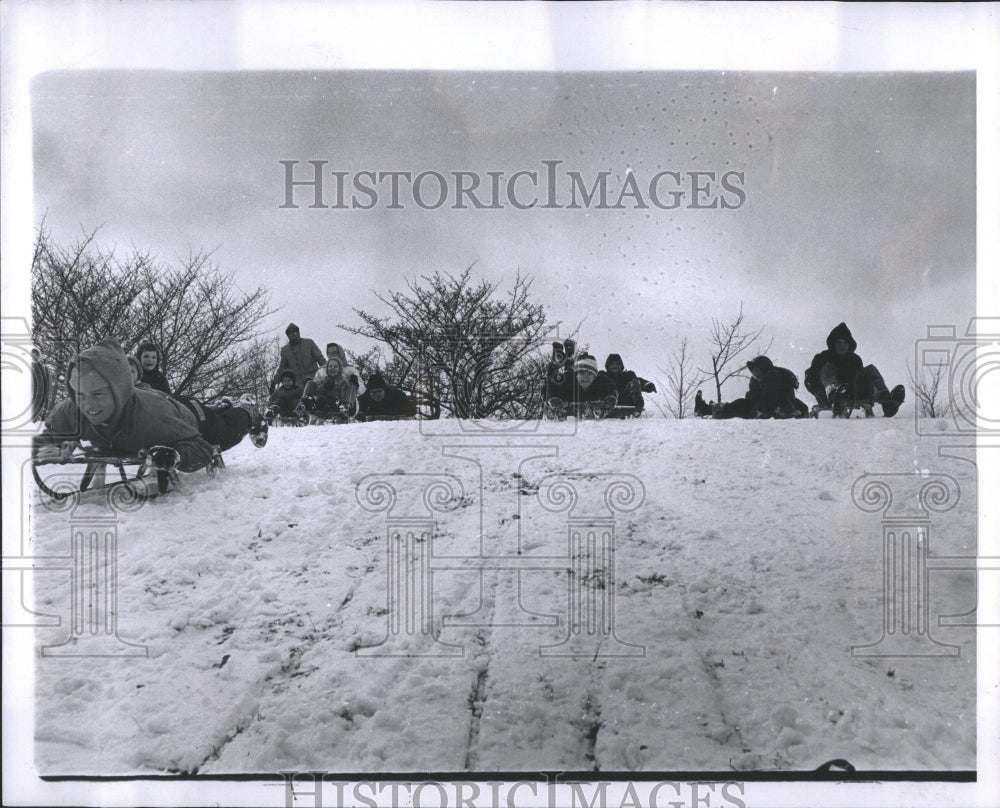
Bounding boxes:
[135,342,172,395]
[604,354,657,399]
[358,372,417,417]
[746,355,799,415]
[36,338,215,472]
[805,322,864,393]
[271,325,326,389]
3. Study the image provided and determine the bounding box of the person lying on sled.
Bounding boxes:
[603,353,656,416]
[33,338,266,472]
[804,322,905,417]
[267,369,304,420]
[696,355,806,419]
[358,371,417,420]
[547,353,618,413]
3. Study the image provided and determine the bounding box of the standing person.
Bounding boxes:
[270,323,326,391]
[136,342,172,395]
[34,338,267,471]
[804,322,905,417]
[603,353,656,415]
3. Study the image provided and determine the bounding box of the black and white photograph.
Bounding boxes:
[3,3,998,807]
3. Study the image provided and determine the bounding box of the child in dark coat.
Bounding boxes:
[805,322,905,417]
[136,342,172,395]
[267,369,304,419]
[358,372,417,419]
[603,353,656,415]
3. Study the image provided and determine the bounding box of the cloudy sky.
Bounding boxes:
[26,35,978,399]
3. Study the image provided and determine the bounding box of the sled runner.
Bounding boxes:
[809,399,878,419]
[298,396,358,425]
[266,405,308,427]
[544,399,631,421]
[32,446,225,503]
[357,413,418,423]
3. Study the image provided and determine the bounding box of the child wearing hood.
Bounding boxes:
[136,342,172,395]
[603,353,656,415]
[358,371,417,419]
[804,322,905,417]
[34,338,266,472]
[301,342,365,419]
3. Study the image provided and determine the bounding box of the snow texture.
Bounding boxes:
[29,418,976,775]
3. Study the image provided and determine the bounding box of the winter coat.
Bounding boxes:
[358,372,417,418]
[35,338,216,472]
[304,359,364,409]
[134,344,172,394]
[271,336,326,389]
[268,373,304,416]
[805,322,864,396]
[745,356,799,416]
[603,353,656,406]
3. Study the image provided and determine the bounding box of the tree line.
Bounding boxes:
[30,227,950,419]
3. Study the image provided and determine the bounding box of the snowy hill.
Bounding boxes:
[28,417,976,776]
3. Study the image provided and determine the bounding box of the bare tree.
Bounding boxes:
[31,225,275,403]
[342,267,554,419]
[907,359,949,418]
[698,303,770,403]
[658,336,707,418]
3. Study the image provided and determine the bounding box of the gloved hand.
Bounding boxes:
[349,374,359,388]
[35,440,79,461]
[145,445,180,471]
[300,395,317,412]
[603,394,618,410]
[641,381,657,393]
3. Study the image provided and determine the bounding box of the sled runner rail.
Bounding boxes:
[32,445,225,501]
[809,399,878,419]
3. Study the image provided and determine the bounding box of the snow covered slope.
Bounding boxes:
[29,417,977,774]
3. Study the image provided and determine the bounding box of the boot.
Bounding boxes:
[881,385,906,418]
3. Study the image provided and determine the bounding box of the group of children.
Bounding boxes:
[32,320,906,484]
[266,323,417,424]
[694,322,906,419]
[543,338,657,417]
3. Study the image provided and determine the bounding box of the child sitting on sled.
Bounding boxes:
[696,355,807,419]
[603,353,656,416]
[804,322,905,417]
[300,342,364,421]
[34,338,267,472]
[267,369,304,421]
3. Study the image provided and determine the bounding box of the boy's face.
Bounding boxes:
[140,350,158,370]
[833,338,849,355]
[577,369,596,389]
[607,361,623,374]
[370,387,386,403]
[281,377,294,389]
[71,368,117,425]
[130,363,142,385]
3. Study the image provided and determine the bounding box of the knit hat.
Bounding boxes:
[367,371,386,389]
[575,354,599,375]
[279,369,296,383]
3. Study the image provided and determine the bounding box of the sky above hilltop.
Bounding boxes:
[31,70,974,394]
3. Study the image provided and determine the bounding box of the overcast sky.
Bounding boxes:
[30,68,974,396]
